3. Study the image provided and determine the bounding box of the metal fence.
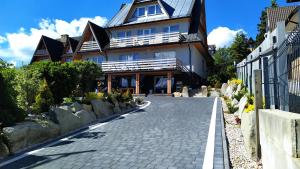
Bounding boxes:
[237,22,300,113]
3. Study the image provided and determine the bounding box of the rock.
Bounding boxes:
[201,86,208,97]
[241,111,257,159]
[52,107,82,134]
[182,86,189,97]
[173,92,182,97]
[3,121,60,153]
[91,100,114,118]
[0,140,9,159]
[221,83,228,95]
[113,106,122,114]
[70,102,83,112]
[59,105,72,112]
[82,104,92,112]
[225,86,233,98]
[234,96,248,118]
[232,99,239,106]
[75,110,96,126]
[119,102,126,110]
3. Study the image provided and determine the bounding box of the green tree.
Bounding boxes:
[230,33,251,63]
[33,79,54,114]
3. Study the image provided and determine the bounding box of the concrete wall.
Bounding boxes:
[259,109,300,169]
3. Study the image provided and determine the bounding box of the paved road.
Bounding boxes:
[1,97,225,169]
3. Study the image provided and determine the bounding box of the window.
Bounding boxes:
[117,31,131,39]
[85,56,104,64]
[119,54,140,61]
[155,51,176,59]
[133,7,146,17]
[137,28,156,36]
[163,25,180,33]
[148,5,162,15]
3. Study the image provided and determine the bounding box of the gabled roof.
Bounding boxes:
[31,36,64,63]
[75,21,110,53]
[267,6,297,31]
[107,0,196,27]
[68,37,80,52]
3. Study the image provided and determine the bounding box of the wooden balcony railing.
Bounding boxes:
[80,41,100,51]
[35,49,48,55]
[110,32,182,48]
[101,57,189,73]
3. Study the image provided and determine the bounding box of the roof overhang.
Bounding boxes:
[287,0,300,3]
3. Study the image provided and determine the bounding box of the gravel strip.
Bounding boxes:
[224,113,263,169]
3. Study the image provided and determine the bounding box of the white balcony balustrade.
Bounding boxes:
[80,41,100,51]
[110,32,183,48]
[35,49,48,56]
[101,57,189,73]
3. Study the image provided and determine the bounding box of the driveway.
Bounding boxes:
[1,97,226,169]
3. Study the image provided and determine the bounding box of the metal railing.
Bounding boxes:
[101,57,189,73]
[35,49,48,55]
[80,41,100,51]
[110,32,182,48]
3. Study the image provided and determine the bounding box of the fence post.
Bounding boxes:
[263,57,270,109]
[254,69,263,161]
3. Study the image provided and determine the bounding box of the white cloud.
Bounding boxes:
[208,27,246,49]
[0,36,6,44]
[0,16,108,66]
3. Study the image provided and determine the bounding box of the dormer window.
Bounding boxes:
[132,4,163,18]
[148,5,162,15]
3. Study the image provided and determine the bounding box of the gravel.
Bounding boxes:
[224,113,263,169]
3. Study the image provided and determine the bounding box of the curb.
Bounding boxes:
[220,99,231,169]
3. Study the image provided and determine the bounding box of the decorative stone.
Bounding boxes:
[91,100,114,118]
[82,104,93,112]
[0,140,9,159]
[241,111,257,159]
[3,121,60,153]
[225,86,233,98]
[221,83,228,95]
[201,86,208,97]
[234,96,248,118]
[232,98,239,106]
[182,86,189,97]
[52,107,82,134]
[70,102,83,112]
[173,92,182,97]
[75,110,97,126]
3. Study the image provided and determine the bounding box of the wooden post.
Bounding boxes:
[136,73,140,94]
[108,74,112,93]
[254,69,262,161]
[167,72,172,95]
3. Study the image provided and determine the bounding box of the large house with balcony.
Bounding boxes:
[31,0,211,95]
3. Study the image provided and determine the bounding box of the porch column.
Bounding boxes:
[167,72,172,95]
[108,74,112,93]
[136,73,140,94]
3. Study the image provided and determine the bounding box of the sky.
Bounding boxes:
[0,0,298,66]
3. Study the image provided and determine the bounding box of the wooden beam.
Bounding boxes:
[108,74,112,93]
[136,73,140,94]
[167,72,172,95]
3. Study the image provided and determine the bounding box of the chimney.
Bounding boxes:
[60,34,69,46]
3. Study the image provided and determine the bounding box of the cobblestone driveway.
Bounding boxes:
[2,97,217,169]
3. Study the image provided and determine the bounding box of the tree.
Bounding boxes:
[230,33,251,63]
[255,0,279,46]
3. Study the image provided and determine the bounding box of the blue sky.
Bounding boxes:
[0,0,298,66]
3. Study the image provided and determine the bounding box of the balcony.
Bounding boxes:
[35,49,48,56]
[80,41,100,52]
[110,32,183,48]
[101,57,189,73]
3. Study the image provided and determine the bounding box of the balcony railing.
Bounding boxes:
[35,49,48,55]
[80,41,100,51]
[101,57,189,73]
[110,32,182,48]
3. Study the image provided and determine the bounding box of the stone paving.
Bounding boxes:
[2,97,219,169]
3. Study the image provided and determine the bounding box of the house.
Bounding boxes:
[31,0,211,96]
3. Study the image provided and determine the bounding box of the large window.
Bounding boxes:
[85,56,104,64]
[163,25,180,33]
[137,28,156,36]
[154,51,176,59]
[117,31,132,38]
[119,54,140,61]
[148,5,162,15]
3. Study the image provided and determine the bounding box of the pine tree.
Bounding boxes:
[230,33,251,63]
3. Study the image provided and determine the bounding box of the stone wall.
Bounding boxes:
[259,109,300,169]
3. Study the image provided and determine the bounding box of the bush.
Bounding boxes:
[121,89,133,102]
[107,89,123,104]
[0,65,26,127]
[227,102,238,114]
[233,87,247,102]
[83,92,105,104]
[135,97,144,105]
[32,79,55,114]
[207,75,222,88]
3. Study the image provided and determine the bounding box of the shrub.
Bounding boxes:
[135,97,144,105]
[63,97,76,104]
[233,87,248,101]
[121,89,133,102]
[227,102,238,114]
[32,79,55,114]
[0,66,26,127]
[207,75,222,88]
[107,89,123,104]
[83,92,105,104]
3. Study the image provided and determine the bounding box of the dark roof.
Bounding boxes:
[42,36,64,61]
[107,0,197,27]
[68,37,80,52]
[267,6,297,31]
[89,22,110,50]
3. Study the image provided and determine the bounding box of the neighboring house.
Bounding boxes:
[31,0,211,95]
[266,6,297,32]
